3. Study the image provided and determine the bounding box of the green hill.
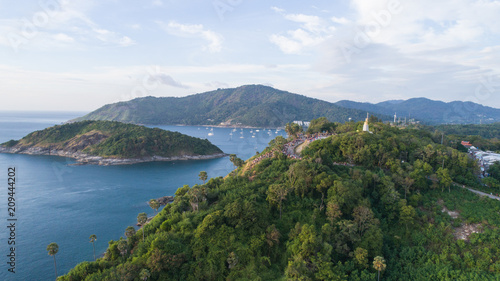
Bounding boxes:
[0,121,224,163]
[74,85,389,127]
[59,120,500,280]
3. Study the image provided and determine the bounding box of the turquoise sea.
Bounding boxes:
[0,111,286,281]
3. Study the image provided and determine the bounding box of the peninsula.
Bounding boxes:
[0,120,226,165]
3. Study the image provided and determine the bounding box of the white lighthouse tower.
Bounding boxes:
[363,113,370,132]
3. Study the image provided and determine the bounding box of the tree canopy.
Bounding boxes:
[60,120,500,281]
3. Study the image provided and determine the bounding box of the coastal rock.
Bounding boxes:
[155,196,174,205]
[0,146,227,166]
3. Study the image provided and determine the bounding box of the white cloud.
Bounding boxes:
[262,0,500,107]
[284,14,323,33]
[270,28,328,54]
[331,17,350,25]
[118,36,135,47]
[270,11,334,54]
[130,24,141,30]
[314,42,488,103]
[0,0,135,50]
[3,1,500,111]
[52,33,74,43]
[158,21,223,53]
[150,73,189,89]
[268,0,500,64]
[271,6,285,13]
[269,34,303,54]
[205,81,229,89]
[93,28,136,46]
[152,0,163,7]
[348,0,500,54]
[0,63,328,111]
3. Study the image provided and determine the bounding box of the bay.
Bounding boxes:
[0,111,286,281]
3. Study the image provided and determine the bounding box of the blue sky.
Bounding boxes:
[1,0,500,111]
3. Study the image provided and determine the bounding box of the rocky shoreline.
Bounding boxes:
[155,196,174,205]
[0,146,227,166]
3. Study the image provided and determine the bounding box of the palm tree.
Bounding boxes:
[117,238,128,257]
[139,268,151,280]
[137,212,148,242]
[229,154,244,169]
[199,171,208,184]
[373,256,387,281]
[148,199,160,216]
[125,226,136,240]
[89,234,97,261]
[46,242,59,279]
[266,184,290,219]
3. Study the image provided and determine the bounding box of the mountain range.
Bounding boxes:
[336,98,500,124]
[75,85,500,126]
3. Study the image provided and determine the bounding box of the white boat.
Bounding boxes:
[208,132,214,136]
[256,130,260,132]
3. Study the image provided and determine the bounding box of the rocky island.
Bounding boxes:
[0,120,226,165]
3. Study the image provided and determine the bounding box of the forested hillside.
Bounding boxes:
[60,120,500,280]
[436,123,500,139]
[431,123,500,152]
[74,85,388,127]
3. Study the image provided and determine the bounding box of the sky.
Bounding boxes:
[1,0,500,111]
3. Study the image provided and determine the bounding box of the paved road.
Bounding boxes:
[430,178,500,201]
[465,187,500,201]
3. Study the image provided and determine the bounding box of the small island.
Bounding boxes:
[0,120,226,165]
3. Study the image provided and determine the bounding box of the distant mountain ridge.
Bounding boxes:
[74,85,498,126]
[336,98,500,124]
[74,85,389,127]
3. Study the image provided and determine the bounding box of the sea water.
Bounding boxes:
[0,111,286,281]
